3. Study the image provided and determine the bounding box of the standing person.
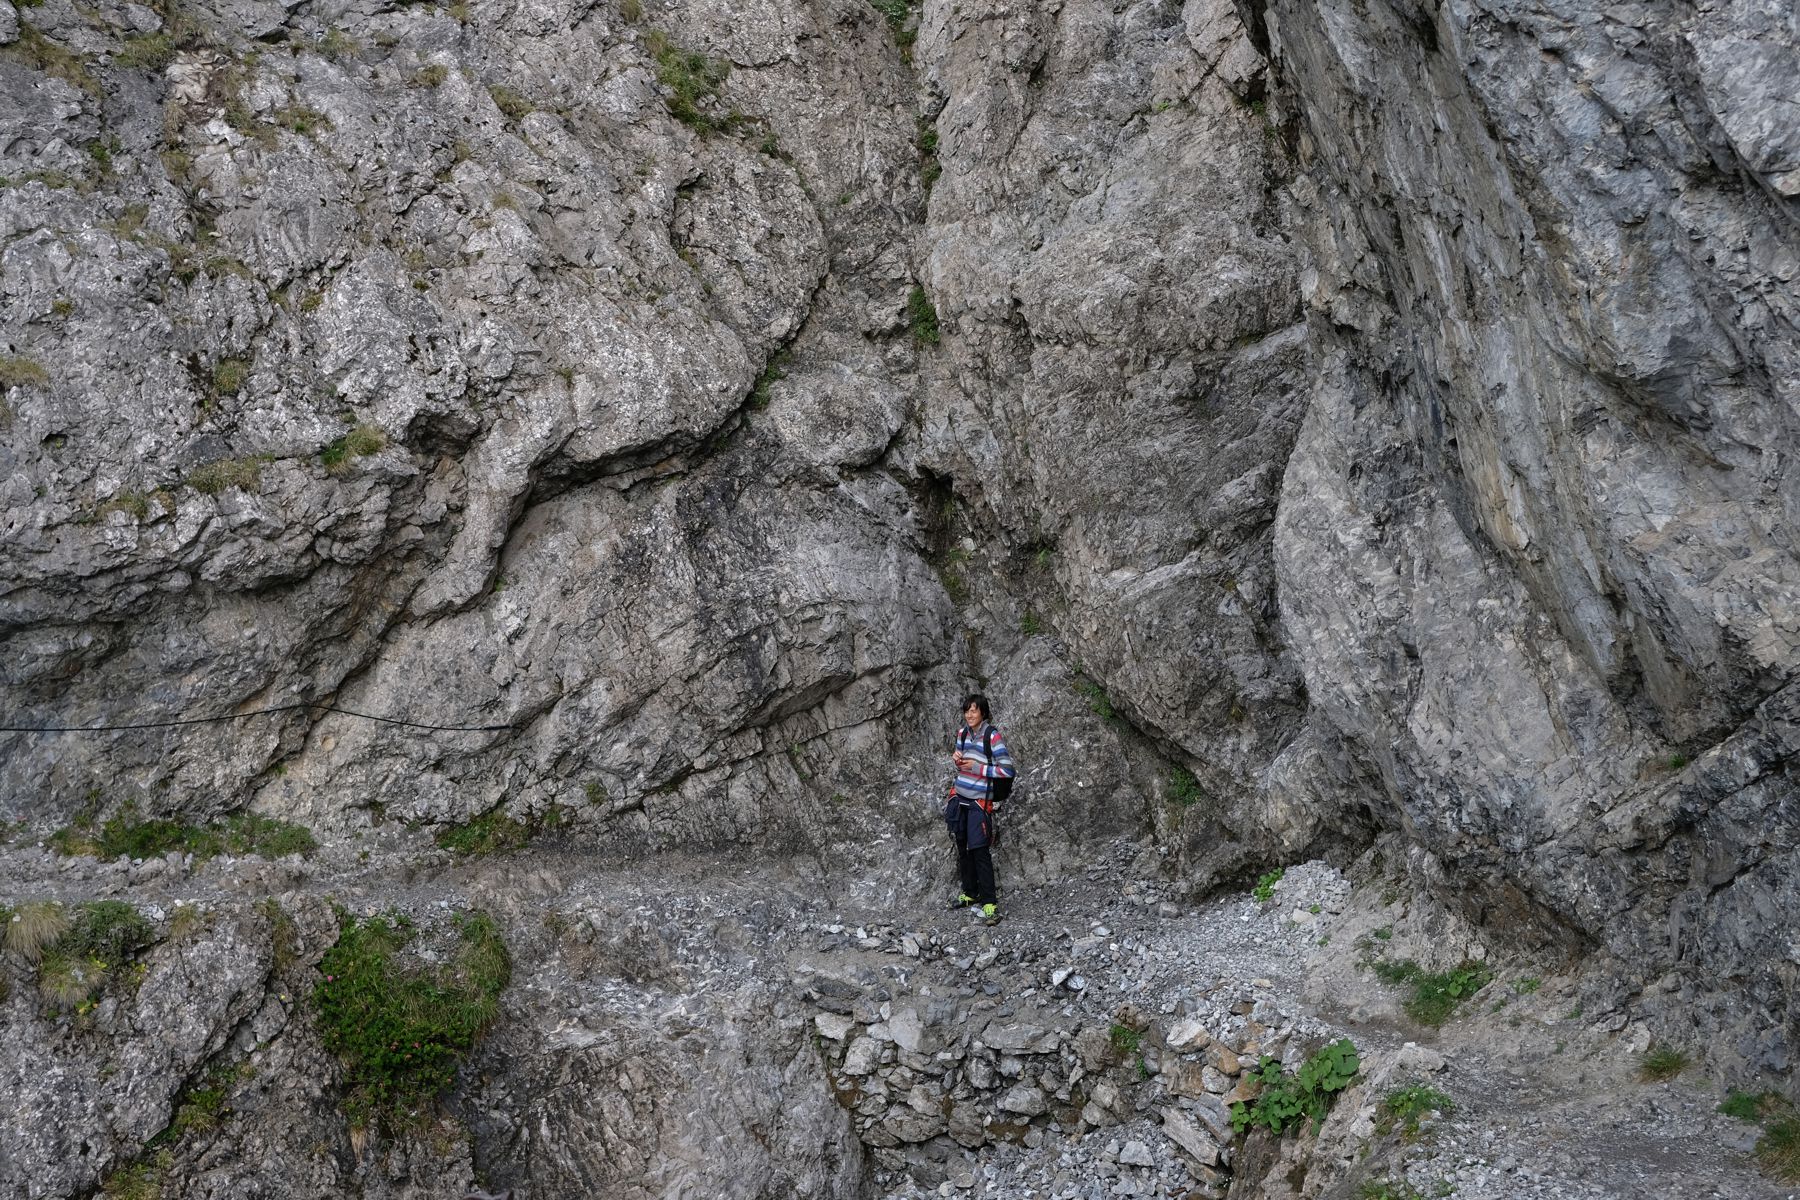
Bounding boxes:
[945,693,1015,926]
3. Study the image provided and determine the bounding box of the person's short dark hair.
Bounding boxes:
[961,693,991,723]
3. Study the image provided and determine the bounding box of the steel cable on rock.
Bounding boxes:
[0,702,515,735]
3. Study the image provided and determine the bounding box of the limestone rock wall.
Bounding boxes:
[0,0,970,851]
[1256,0,1800,1073]
[3,0,1798,1120]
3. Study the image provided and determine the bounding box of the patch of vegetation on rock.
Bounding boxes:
[320,422,387,471]
[1368,957,1492,1027]
[312,910,510,1129]
[644,30,737,133]
[435,804,566,856]
[1377,1083,1454,1140]
[50,806,318,863]
[14,900,159,1011]
[1229,1037,1360,1136]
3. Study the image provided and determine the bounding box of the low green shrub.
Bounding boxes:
[1378,1084,1454,1139]
[1370,958,1491,1026]
[1230,1038,1360,1136]
[1108,1023,1142,1056]
[312,910,510,1128]
[1252,868,1283,903]
[28,901,157,1010]
[906,285,939,345]
[1168,767,1202,807]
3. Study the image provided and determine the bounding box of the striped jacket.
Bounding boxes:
[953,722,1015,808]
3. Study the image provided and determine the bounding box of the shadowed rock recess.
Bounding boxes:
[0,0,1794,1195]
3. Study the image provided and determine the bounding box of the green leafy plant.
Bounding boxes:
[1074,674,1115,722]
[749,349,790,409]
[312,910,510,1128]
[1638,1042,1688,1082]
[1513,975,1541,994]
[1252,868,1284,903]
[906,285,939,345]
[1230,1038,1360,1137]
[1370,958,1492,1026]
[1168,767,1202,807]
[1108,1023,1142,1056]
[1378,1084,1454,1140]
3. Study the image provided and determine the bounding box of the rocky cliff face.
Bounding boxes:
[1,0,1797,1194]
[1254,0,1800,1077]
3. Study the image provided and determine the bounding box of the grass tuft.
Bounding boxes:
[321,423,387,471]
[1759,1117,1800,1182]
[50,807,317,863]
[114,33,176,72]
[1638,1042,1689,1082]
[644,30,735,133]
[0,354,50,390]
[5,901,70,963]
[183,456,265,496]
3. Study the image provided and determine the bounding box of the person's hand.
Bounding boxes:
[952,751,967,771]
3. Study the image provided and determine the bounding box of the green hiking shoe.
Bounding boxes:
[949,893,975,910]
[980,903,1000,926]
